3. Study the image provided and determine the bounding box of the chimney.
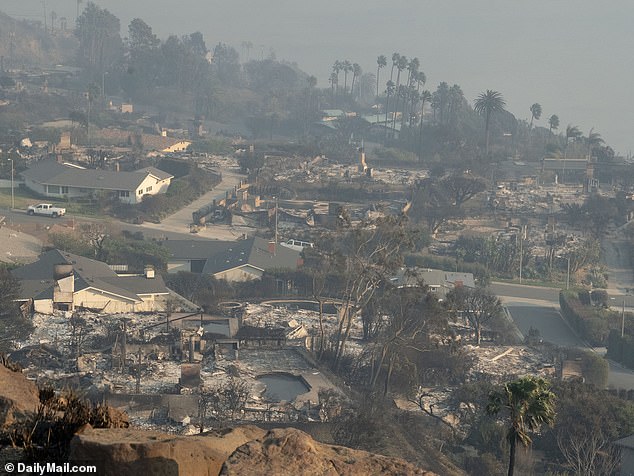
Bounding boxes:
[144,265,155,279]
[115,161,120,172]
[161,129,167,137]
[268,241,276,254]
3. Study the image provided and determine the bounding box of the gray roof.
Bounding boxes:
[161,240,236,260]
[21,161,173,192]
[615,434,634,449]
[202,237,302,275]
[12,249,167,302]
[393,268,476,289]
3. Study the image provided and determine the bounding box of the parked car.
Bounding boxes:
[27,203,66,218]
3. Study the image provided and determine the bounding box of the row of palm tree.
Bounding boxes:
[330,51,603,160]
[331,60,363,97]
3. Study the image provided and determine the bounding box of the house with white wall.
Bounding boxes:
[21,160,173,204]
[12,249,170,314]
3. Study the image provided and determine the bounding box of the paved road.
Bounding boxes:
[0,166,249,242]
[490,282,560,304]
[503,303,585,348]
[493,283,634,389]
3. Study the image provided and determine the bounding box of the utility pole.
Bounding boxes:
[518,225,526,284]
[566,256,570,290]
[121,319,127,372]
[135,348,142,394]
[9,158,14,209]
[622,299,626,338]
[275,196,278,253]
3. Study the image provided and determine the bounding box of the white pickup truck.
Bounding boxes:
[27,203,66,218]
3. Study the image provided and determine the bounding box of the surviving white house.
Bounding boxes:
[12,249,170,314]
[21,160,173,204]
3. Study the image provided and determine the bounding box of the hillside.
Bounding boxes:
[0,10,78,68]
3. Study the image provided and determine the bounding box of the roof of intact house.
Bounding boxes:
[161,239,236,260]
[615,434,634,449]
[393,267,476,289]
[202,237,302,275]
[21,161,173,192]
[12,249,168,302]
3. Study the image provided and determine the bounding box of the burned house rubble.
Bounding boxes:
[9,301,343,432]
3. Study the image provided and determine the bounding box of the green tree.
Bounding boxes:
[75,2,123,75]
[486,376,556,476]
[473,89,506,156]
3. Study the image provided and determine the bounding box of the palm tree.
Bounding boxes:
[342,60,352,93]
[332,61,343,95]
[392,56,408,130]
[487,376,556,476]
[548,114,559,134]
[586,128,604,158]
[473,89,506,156]
[417,90,432,161]
[529,103,542,129]
[384,80,395,143]
[390,52,400,83]
[329,72,337,102]
[406,57,420,87]
[565,124,582,157]
[376,55,387,98]
[415,70,426,93]
[350,63,362,97]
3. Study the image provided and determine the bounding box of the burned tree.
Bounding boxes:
[198,378,250,431]
[311,216,419,370]
[446,286,503,345]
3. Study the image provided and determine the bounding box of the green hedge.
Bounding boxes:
[607,330,634,369]
[559,291,616,346]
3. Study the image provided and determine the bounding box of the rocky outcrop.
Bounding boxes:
[221,428,436,476]
[0,363,40,429]
[69,425,266,476]
[69,426,434,476]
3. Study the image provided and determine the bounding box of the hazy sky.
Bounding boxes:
[7,0,634,155]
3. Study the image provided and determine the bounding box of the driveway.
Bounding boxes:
[137,167,250,240]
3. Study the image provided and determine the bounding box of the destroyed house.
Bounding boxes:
[12,249,170,314]
[162,237,303,282]
[235,325,287,347]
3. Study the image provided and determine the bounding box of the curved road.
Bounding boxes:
[491,282,634,390]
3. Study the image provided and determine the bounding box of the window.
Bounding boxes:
[138,189,143,195]
[61,186,69,194]
[47,185,60,194]
[119,190,130,198]
[146,186,152,192]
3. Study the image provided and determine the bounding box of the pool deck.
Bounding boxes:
[294,370,338,407]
